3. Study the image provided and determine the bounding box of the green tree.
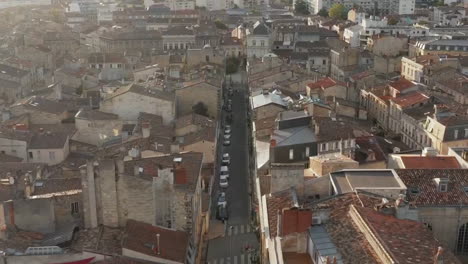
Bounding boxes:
[388,17,399,25]
[294,0,310,15]
[192,102,209,117]
[214,20,228,30]
[433,0,446,6]
[317,8,328,17]
[328,3,347,20]
[226,57,240,74]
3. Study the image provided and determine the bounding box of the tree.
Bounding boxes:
[226,57,240,74]
[214,20,228,30]
[328,3,347,20]
[294,0,310,15]
[388,17,399,25]
[192,102,209,117]
[317,8,328,17]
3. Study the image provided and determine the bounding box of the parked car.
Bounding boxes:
[225,125,231,130]
[220,166,229,175]
[223,140,231,146]
[217,192,227,206]
[223,153,230,159]
[226,104,232,112]
[222,157,230,165]
[224,128,232,134]
[220,177,229,188]
[224,134,231,140]
[217,204,228,221]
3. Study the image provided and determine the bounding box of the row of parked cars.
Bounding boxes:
[217,152,230,221]
[218,89,234,221]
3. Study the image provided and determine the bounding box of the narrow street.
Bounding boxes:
[206,70,259,264]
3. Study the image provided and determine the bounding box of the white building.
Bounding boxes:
[359,16,427,41]
[97,1,118,24]
[0,0,51,9]
[196,0,231,10]
[247,22,271,58]
[165,0,196,10]
[343,24,363,48]
[308,0,414,15]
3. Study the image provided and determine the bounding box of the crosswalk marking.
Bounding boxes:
[225,224,254,236]
[208,253,255,264]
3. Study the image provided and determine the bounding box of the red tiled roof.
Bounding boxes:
[388,78,415,92]
[266,189,296,237]
[281,208,312,236]
[391,91,429,108]
[400,156,461,169]
[350,71,372,81]
[307,77,345,90]
[396,169,468,206]
[123,219,188,263]
[353,206,461,264]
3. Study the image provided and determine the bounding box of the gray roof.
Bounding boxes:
[278,110,309,121]
[308,226,344,264]
[106,83,175,102]
[271,126,316,147]
[330,170,406,194]
[12,96,68,115]
[251,93,288,109]
[0,64,29,78]
[0,78,21,90]
[163,26,194,36]
[75,109,119,120]
[29,131,70,149]
[252,22,269,35]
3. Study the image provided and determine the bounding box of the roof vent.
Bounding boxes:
[173,157,182,163]
[434,178,449,192]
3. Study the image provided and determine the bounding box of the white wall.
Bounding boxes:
[0,138,28,161]
[101,92,175,124]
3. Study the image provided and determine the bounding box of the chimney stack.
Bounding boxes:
[433,246,444,264]
[156,233,161,255]
[142,121,151,138]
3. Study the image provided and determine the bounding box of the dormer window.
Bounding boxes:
[434,178,449,192]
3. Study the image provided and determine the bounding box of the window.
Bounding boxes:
[439,183,448,192]
[305,147,310,157]
[289,149,294,160]
[335,141,339,149]
[455,130,459,139]
[260,40,265,46]
[29,151,33,159]
[49,151,55,161]
[457,223,468,254]
[252,40,256,46]
[322,59,326,65]
[71,202,79,215]
[465,129,468,138]
[321,143,326,151]
[311,59,314,65]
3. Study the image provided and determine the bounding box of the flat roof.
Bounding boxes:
[330,170,406,194]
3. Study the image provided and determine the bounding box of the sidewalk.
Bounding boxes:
[207,219,225,239]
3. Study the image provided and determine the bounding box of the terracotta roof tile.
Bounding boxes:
[389,78,415,92]
[307,77,345,90]
[396,169,468,206]
[266,189,296,237]
[400,156,461,169]
[123,219,188,263]
[353,206,461,264]
[391,91,429,108]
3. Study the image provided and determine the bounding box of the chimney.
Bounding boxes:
[314,122,320,135]
[422,147,438,157]
[326,256,331,264]
[332,257,337,264]
[134,166,143,176]
[434,104,439,120]
[156,233,161,255]
[270,139,277,147]
[142,121,151,138]
[54,83,63,100]
[173,157,187,184]
[434,246,444,264]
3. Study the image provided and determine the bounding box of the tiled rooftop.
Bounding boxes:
[400,156,461,169]
[396,169,468,206]
[353,205,461,264]
[123,219,188,263]
[389,78,415,92]
[391,91,429,108]
[266,188,297,238]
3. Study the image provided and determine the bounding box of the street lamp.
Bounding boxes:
[229,225,234,262]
